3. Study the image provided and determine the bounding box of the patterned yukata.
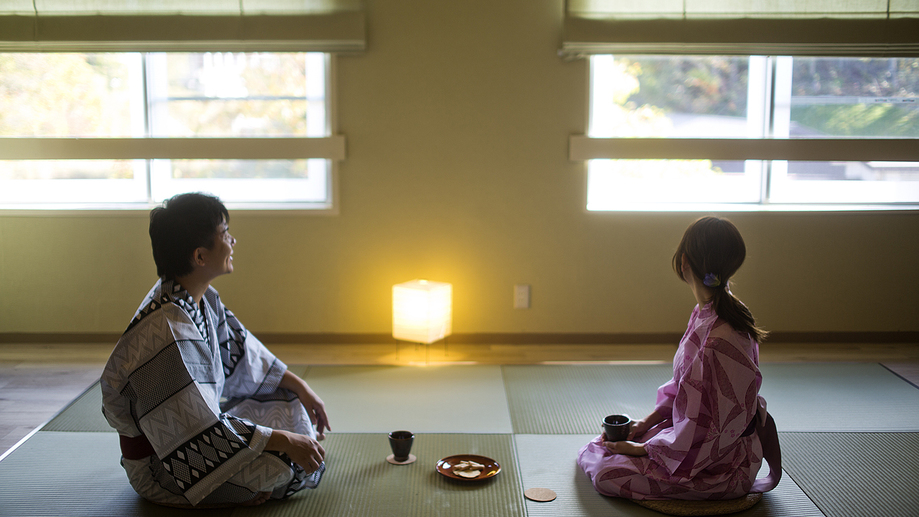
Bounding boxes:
[101,279,324,507]
[578,302,768,501]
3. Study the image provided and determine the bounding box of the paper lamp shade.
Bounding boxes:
[392,280,453,344]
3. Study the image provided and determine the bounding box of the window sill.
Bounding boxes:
[586,202,919,213]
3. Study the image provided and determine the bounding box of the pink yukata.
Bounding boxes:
[578,302,768,501]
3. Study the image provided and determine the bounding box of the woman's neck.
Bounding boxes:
[689,275,715,308]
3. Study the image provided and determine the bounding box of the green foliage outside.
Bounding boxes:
[0,52,317,181]
[592,55,919,190]
[612,55,919,138]
[0,53,134,137]
[617,56,749,118]
[791,58,919,137]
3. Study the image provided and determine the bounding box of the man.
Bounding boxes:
[101,192,329,508]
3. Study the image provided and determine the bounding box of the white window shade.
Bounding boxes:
[563,1,919,58]
[568,0,918,19]
[16,0,361,15]
[570,137,919,162]
[0,1,365,52]
[0,138,346,161]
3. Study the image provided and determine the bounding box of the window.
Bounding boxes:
[583,55,919,211]
[0,51,339,210]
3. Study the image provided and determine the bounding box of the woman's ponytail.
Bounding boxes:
[674,217,768,343]
[710,283,768,343]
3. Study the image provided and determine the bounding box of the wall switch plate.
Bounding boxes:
[514,284,531,309]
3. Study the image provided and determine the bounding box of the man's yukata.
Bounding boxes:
[578,302,779,501]
[101,279,323,507]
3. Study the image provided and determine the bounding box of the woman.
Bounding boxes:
[577,216,780,500]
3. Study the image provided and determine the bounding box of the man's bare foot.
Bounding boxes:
[242,491,271,506]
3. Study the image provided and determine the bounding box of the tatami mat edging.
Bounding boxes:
[5,363,919,517]
[780,432,919,517]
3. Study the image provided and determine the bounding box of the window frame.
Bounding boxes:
[0,51,344,213]
[575,54,919,212]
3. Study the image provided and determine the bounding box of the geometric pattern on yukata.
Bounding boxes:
[275,459,324,497]
[225,450,296,497]
[103,278,295,506]
[217,308,247,378]
[224,389,325,498]
[161,419,255,491]
[137,383,223,457]
[119,344,195,419]
[174,288,209,349]
[578,302,765,501]
[223,389,306,429]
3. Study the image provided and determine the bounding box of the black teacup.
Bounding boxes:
[389,430,414,461]
[602,414,631,442]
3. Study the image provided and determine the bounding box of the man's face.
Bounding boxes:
[200,220,235,278]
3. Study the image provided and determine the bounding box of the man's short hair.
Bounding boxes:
[149,192,230,280]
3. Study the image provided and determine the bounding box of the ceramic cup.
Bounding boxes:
[602,414,631,442]
[389,430,414,462]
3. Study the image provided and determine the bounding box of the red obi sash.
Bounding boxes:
[119,434,156,460]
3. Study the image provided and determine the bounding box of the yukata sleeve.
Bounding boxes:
[653,375,679,417]
[215,301,287,400]
[643,336,759,479]
[121,308,276,505]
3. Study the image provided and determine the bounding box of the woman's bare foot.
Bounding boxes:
[242,491,271,506]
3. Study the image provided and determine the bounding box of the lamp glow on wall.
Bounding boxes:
[392,279,453,344]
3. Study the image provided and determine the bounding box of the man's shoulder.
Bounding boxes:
[124,280,199,335]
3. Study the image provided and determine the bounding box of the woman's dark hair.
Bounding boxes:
[149,193,229,280]
[672,216,768,343]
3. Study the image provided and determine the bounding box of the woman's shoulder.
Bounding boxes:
[707,316,751,342]
[702,318,756,360]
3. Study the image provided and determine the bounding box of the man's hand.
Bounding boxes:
[280,370,331,439]
[267,429,325,473]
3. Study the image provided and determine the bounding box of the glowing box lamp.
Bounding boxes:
[392,280,453,344]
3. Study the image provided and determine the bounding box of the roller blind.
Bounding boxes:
[0,0,365,52]
[563,0,919,57]
[568,0,919,19]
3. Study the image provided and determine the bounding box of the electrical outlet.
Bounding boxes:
[514,284,530,309]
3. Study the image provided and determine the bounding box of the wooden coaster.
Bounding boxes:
[524,487,557,502]
[386,454,417,465]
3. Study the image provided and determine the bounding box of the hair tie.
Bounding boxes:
[703,273,721,288]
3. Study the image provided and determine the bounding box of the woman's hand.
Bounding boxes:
[628,410,665,440]
[627,419,653,440]
[603,439,648,456]
[266,429,325,473]
[280,370,331,439]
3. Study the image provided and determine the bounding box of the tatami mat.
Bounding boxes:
[501,363,919,435]
[514,434,657,517]
[0,431,232,517]
[780,432,919,517]
[4,363,919,516]
[513,434,825,517]
[298,365,514,433]
[233,433,524,517]
[759,363,919,432]
[502,365,672,434]
[43,363,919,436]
[41,382,111,433]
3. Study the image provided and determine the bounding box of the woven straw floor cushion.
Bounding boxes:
[633,493,763,516]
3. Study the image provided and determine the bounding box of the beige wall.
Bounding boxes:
[2,0,918,338]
